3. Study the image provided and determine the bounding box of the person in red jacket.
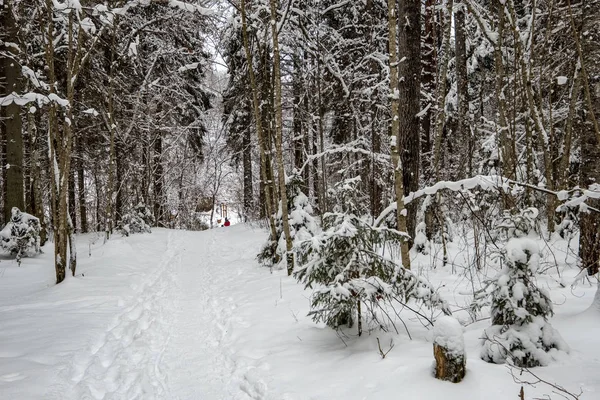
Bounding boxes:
[224,217,230,227]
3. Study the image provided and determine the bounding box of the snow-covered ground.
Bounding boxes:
[0,225,598,399]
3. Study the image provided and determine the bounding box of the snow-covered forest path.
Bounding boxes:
[68,227,276,400]
[1,225,599,400]
[0,226,277,400]
[161,228,273,400]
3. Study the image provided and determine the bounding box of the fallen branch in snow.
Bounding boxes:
[487,336,582,399]
[507,364,582,400]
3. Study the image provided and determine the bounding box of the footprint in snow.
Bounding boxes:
[0,372,26,382]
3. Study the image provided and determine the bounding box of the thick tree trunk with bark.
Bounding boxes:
[388,0,411,268]
[153,131,164,227]
[1,0,25,222]
[433,343,466,383]
[398,0,421,246]
[455,2,469,179]
[578,0,600,276]
[421,0,436,179]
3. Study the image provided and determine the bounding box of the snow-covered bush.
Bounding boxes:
[257,173,318,267]
[480,238,568,367]
[295,178,450,336]
[118,204,154,236]
[0,207,41,263]
[493,207,539,240]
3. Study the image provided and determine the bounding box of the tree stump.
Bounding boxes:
[433,316,466,383]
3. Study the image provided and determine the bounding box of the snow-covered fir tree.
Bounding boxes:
[118,204,154,236]
[480,237,569,367]
[257,172,318,268]
[0,207,41,264]
[294,178,450,336]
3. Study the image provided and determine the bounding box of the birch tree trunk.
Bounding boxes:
[44,0,66,283]
[269,0,294,275]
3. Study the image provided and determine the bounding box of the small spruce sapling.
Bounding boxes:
[480,213,568,367]
[258,172,318,268]
[294,178,450,336]
[0,207,42,264]
[118,204,154,236]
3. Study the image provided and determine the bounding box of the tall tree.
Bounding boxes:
[268,0,294,274]
[240,0,278,245]
[398,0,422,245]
[388,0,411,269]
[576,0,600,275]
[1,0,25,222]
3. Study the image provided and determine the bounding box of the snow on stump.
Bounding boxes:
[433,316,466,383]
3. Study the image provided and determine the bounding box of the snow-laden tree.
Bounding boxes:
[118,203,154,237]
[295,178,450,336]
[258,172,318,269]
[0,207,41,264]
[481,238,568,367]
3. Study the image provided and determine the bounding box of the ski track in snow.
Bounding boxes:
[60,228,272,400]
[66,231,180,400]
[161,228,273,400]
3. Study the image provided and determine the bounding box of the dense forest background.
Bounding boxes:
[1,0,599,287]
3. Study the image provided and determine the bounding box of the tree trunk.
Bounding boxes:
[44,0,67,283]
[293,54,304,174]
[77,136,88,232]
[421,0,436,179]
[433,343,466,383]
[455,2,469,179]
[242,126,253,221]
[432,0,453,181]
[578,0,600,276]
[115,139,124,221]
[68,162,77,231]
[63,9,79,276]
[398,0,422,248]
[1,0,25,221]
[28,111,47,245]
[269,0,294,275]
[153,131,164,227]
[493,2,515,182]
[240,0,278,245]
[388,0,411,269]
[105,20,117,239]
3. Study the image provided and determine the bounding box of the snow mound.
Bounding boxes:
[433,316,465,357]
